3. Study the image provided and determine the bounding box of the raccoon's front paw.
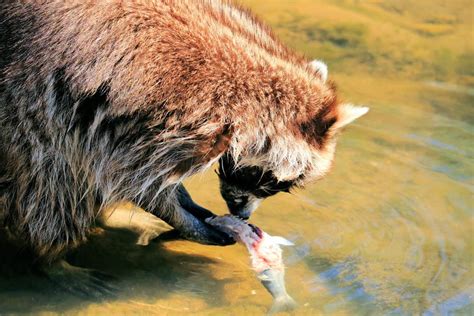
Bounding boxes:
[199,222,236,246]
[44,260,117,300]
[159,224,236,246]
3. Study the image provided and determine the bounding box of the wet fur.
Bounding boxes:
[0,0,345,261]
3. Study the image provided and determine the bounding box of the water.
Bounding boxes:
[0,78,471,316]
[1,2,473,316]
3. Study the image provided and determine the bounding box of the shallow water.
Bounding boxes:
[1,77,471,315]
[1,3,473,316]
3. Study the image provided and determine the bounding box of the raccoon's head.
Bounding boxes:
[216,60,368,219]
[216,154,296,219]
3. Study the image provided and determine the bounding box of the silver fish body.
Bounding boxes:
[259,268,297,314]
[206,215,297,314]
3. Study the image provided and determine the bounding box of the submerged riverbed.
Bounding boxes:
[1,0,472,314]
[0,75,472,315]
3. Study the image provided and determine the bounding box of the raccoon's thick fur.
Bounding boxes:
[0,0,367,261]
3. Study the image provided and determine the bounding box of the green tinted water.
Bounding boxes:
[0,1,473,315]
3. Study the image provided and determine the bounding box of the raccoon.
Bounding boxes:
[0,0,367,269]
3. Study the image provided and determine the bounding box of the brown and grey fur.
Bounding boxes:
[0,0,367,263]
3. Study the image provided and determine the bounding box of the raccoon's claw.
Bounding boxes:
[44,260,118,300]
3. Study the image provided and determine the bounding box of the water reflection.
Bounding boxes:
[1,82,472,315]
[1,2,473,315]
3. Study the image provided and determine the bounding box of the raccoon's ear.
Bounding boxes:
[333,103,369,129]
[309,59,328,82]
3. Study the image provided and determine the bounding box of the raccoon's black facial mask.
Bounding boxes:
[216,155,296,219]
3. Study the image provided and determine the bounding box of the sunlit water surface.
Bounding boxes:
[0,75,472,316]
[0,2,473,314]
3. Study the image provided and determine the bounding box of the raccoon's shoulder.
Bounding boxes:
[198,0,302,63]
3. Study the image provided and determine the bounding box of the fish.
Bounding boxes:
[206,215,297,314]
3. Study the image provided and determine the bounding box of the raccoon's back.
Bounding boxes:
[0,0,306,133]
[0,0,36,76]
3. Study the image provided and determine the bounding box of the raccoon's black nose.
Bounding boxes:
[229,208,251,220]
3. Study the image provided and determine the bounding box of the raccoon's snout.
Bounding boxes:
[229,207,252,220]
[226,197,251,219]
[220,180,263,219]
[225,197,262,220]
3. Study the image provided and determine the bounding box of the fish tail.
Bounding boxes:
[268,295,297,314]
